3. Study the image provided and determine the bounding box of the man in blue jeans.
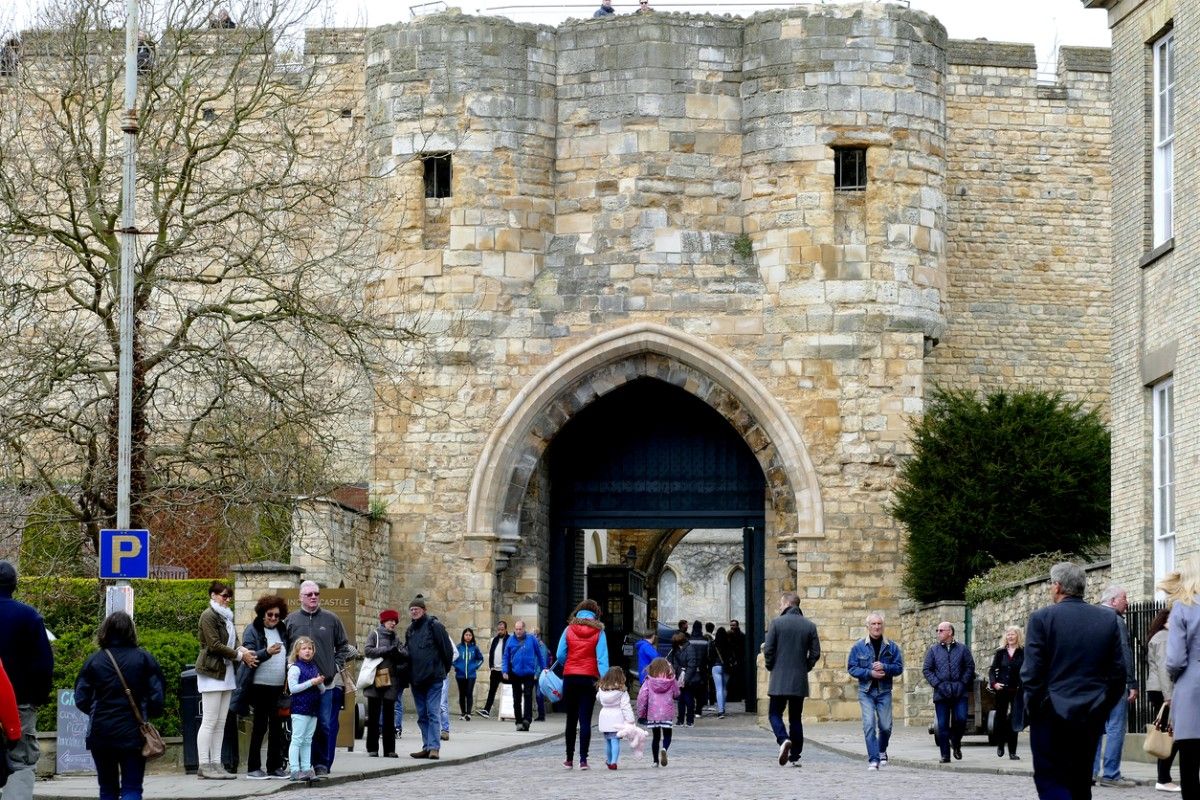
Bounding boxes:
[1092,586,1138,788]
[285,580,356,777]
[922,621,975,764]
[404,596,454,759]
[847,612,904,770]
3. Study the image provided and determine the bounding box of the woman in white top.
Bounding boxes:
[195,580,255,779]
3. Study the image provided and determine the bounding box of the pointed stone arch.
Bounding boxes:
[466,323,824,569]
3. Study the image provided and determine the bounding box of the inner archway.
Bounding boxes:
[541,378,768,708]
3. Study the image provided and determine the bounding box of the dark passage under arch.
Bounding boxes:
[544,378,766,709]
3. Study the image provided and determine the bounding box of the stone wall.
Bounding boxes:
[896,562,1111,727]
[657,529,742,626]
[927,44,1112,404]
[1103,0,1198,601]
[360,4,1114,721]
[291,497,395,644]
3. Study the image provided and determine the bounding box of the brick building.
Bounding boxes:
[1085,0,1192,600]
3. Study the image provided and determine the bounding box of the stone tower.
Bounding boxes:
[362,3,1110,719]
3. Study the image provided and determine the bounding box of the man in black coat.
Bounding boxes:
[405,596,454,760]
[478,620,508,718]
[922,621,976,763]
[1021,562,1126,800]
[0,561,54,800]
[763,592,820,767]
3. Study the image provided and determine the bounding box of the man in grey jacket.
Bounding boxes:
[285,580,356,776]
[763,592,821,767]
[1092,585,1138,788]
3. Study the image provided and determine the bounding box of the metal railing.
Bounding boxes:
[1126,600,1167,734]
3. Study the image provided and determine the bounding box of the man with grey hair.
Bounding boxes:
[285,580,356,776]
[763,591,820,767]
[847,612,903,769]
[1092,585,1138,788]
[1022,563,1126,799]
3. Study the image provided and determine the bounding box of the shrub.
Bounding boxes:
[16,577,215,635]
[894,388,1109,603]
[38,626,199,737]
[963,551,1075,606]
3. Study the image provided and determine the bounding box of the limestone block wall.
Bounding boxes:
[1105,0,1197,600]
[361,4,1113,720]
[968,561,1111,674]
[927,43,1112,406]
[291,498,395,643]
[658,529,743,625]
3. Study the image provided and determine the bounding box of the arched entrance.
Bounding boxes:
[465,324,825,712]
[545,378,768,708]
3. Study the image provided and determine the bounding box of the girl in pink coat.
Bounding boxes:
[636,657,680,767]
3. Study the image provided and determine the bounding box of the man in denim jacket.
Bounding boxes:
[847,612,904,770]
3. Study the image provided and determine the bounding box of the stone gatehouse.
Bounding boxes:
[352,2,1112,720]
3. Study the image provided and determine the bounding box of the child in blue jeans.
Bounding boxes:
[286,636,325,781]
[596,667,635,769]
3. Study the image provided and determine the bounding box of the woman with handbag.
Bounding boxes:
[1147,608,1180,792]
[987,626,1024,760]
[1163,554,1200,800]
[363,609,407,758]
[196,580,256,779]
[233,594,292,779]
[74,611,165,800]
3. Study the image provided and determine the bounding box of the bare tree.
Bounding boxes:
[0,0,423,562]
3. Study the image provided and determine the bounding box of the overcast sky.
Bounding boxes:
[5,0,1111,71]
[344,0,1112,70]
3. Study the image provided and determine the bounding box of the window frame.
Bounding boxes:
[1152,31,1174,246]
[421,152,452,199]
[833,147,868,192]
[1152,378,1175,589]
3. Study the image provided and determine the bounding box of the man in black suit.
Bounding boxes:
[1021,562,1126,800]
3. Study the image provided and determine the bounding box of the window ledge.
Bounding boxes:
[1140,238,1174,268]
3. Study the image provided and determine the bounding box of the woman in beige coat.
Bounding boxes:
[196,580,256,779]
[1147,607,1179,792]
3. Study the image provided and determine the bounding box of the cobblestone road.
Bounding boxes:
[295,716,1141,800]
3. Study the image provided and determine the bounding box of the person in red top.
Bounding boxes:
[554,599,609,770]
[0,656,23,769]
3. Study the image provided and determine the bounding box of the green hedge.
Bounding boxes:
[16,577,215,634]
[20,578,220,736]
[40,628,199,736]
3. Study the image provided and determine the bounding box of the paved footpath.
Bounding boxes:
[33,711,1166,799]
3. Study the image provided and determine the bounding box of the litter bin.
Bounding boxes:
[180,667,240,775]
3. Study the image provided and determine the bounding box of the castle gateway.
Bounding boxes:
[367,3,1111,719]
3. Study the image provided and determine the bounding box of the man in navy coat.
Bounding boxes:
[1021,562,1126,800]
[0,561,54,800]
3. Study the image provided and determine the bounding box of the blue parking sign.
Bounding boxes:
[99,529,150,579]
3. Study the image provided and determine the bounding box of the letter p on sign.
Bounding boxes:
[99,529,150,579]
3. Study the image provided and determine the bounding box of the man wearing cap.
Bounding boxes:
[405,596,454,759]
[285,580,356,776]
[0,560,54,800]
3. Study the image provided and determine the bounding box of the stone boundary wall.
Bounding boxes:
[968,561,1111,674]
[897,562,1111,727]
[291,497,395,644]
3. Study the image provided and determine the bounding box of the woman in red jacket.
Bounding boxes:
[554,599,610,770]
[0,656,24,786]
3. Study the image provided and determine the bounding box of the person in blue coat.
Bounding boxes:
[847,612,904,769]
[503,620,546,730]
[922,621,975,764]
[0,560,54,798]
[453,629,484,721]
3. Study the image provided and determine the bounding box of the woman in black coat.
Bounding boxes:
[232,594,291,779]
[74,611,166,800]
[988,625,1025,760]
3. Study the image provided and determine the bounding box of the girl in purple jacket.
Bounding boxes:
[636,658,680,767]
